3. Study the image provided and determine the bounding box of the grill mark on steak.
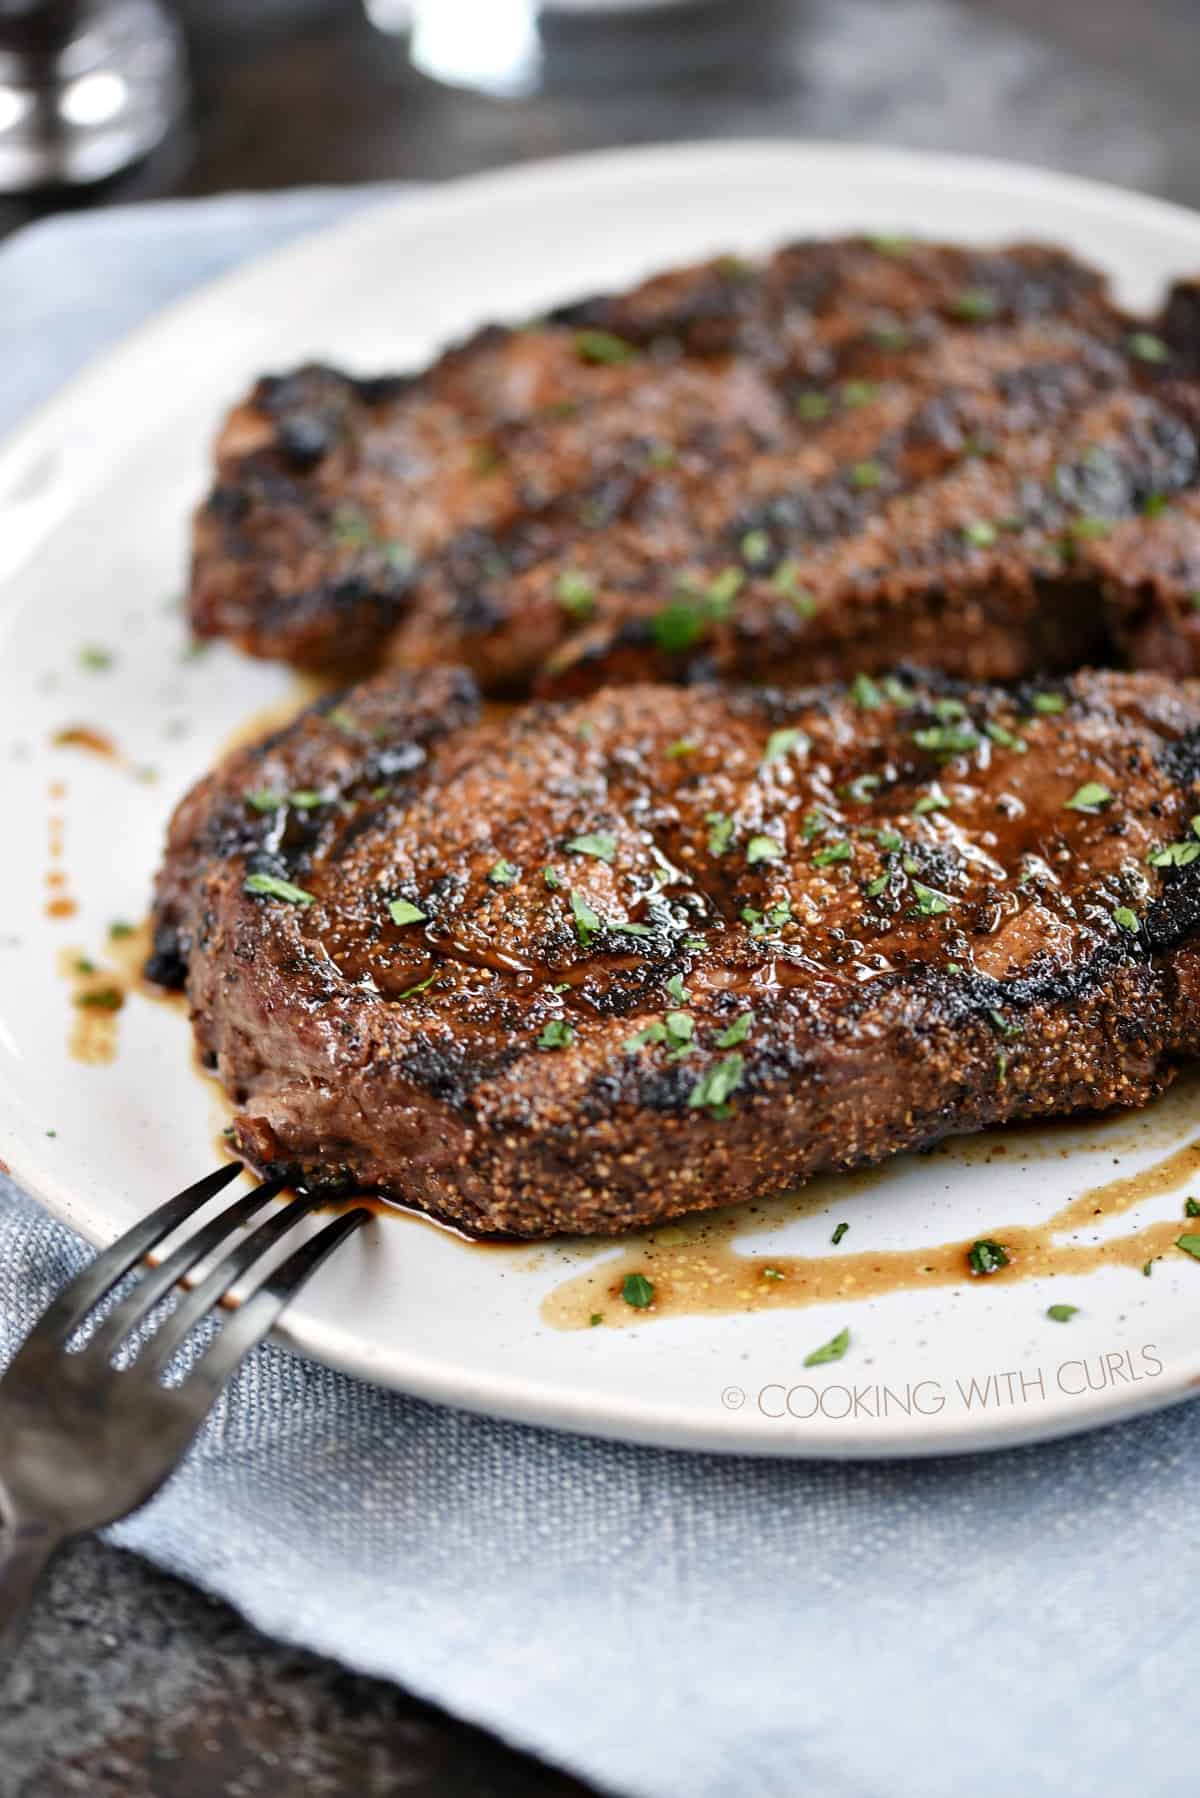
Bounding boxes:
[150,664,1200,1237]
[190,237,1200,691]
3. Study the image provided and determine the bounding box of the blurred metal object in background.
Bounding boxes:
[365,0,750,97]
[0,0,184,190]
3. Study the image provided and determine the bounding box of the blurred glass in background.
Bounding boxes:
[366,0,754,98]
[0,0,183,189]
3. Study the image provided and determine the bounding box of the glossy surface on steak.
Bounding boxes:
[190,239,1200,694]
[149,665,1200,1238]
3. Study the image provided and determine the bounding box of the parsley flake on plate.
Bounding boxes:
[804,1326,850,1367]
[388,897,426,926]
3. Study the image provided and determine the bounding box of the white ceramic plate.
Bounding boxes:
[6,141,1200,1458]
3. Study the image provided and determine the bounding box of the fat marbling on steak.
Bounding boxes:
[190,236,1200,695]
[148,664,1200,1238]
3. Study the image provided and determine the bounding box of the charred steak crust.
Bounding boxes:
[151,665,1200,1238]
[189,236,1200,693]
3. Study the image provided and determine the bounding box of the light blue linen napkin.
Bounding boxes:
[2,189,1198,1798]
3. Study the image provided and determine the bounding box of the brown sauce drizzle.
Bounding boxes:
[56,919,180,1066]
[51,724,119,759]
[45,781,76,919]
[541,1091,1200,1329]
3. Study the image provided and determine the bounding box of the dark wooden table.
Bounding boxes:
[3,1,1198,1792]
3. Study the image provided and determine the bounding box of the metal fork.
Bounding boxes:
[0,1162,370,1667]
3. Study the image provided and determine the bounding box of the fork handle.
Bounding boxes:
[0,1518,61,1673]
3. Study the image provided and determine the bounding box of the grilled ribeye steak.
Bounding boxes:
[149,664,1200,1239]
[191,237,1200,694]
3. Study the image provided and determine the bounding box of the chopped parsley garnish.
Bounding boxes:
[488,858,519,886]
[388,897,426,926]
[762,1267,784,1281]
[963,520,997,548]
[1143,492,1170,518]
[841,379,878,408]
[665,973,691,1004]
[707,567,745,612]
[870,234,911,256]
[831,1221,849,1246]
[555,570,595,617]
[245,872,315,907]
[1187,1197,1200,1218]
[538,1019,574,1049]
[575,328,636,365]
[1067,515,1112,542]
[841,773,882,803]
[967,1238,1010,1276]
[289,790,326,809]
[988,1008,1021,1038]
[872,320,908,349]
[705,812,734,856]
[804,1326,850,1367]
[326,706,357,733]
[715,1011,753,1047]
[875,828,903,852]
[763,726,807,764]
[1064,781,1113,812]
[652,593,709,653]
[108,920,134,940]
[1175,1234,1200,1262]
[985,721,1026,752]
[78,645,113,671]
[850,672,882,710]
[624,1023,667,1053]
[1128,331,1169,364]
[850,460,883,490]
[622,1272,655,1308]
[911,879,951,916]
[1148,840,1200,869]
[913,724,979,756]
[813,840,852,867]
[746,834,784,865]
[566,832,617,864]
[666,738,698,759]
[1112,906,1139,933]
[543,866,562,889]
[688,1053,745,1113]
[795,391,832,421]
[647,441,676,469]
[570,890,601,946]
[951,288,997,321]
[912,787,949,815]
[589,1313,604,1327]
[1047,1304,1079,1322]
[771,560,816,616]
[247,790,282,813]
[76,987,122,1011]
[741,528,771,565]
[609,920,655,937]
[398,970,439,1000]
[932,697,966,722]
[865,872,890,898]
[664,1011,695,1057]
[1033,692,1066,714]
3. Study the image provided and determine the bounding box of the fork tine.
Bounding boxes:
[133,1192,324,1382]
[187,1209,372,1400]
[29,1162,245,1346]
[84,1176,288,1362]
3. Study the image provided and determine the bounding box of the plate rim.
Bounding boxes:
[6,136,1200,1458]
